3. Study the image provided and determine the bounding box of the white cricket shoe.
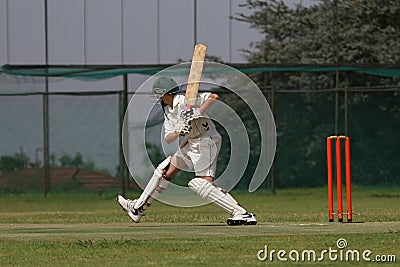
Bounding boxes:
[117,195,136,211]
[127,209,144,223]
[116,195,145,223]
[227,213,257,226]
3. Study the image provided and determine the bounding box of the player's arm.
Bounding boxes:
[165,132,179,144]
[181,93,219,122]
[198,93,219,114]
[164,120,190,144]
[163,116,179,144]
[165,128,189,144]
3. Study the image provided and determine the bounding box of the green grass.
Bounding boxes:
[0,187,399,266]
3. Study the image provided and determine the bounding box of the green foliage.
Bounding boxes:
[218,89,261,188]
[58,152,95,170]
[145,142,164,164]
[229,0,400,188]
[0,150,30,173]
[236,0,400,65]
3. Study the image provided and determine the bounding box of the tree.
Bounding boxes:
[0,151,30,173]
[231,0,400,187]
[236,0,400,65]
[59,152,95,170]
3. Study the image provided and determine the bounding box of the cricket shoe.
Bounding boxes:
[116,195,145,223]
[117,195,136,212]
[128,209,144,223]
[227,213,257,226]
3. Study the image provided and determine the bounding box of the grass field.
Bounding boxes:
[0,187,399,266]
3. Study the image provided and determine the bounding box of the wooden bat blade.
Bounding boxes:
[185,43,207,107]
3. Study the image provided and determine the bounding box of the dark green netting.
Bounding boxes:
[0,65,164,80]
[1,64,400,79]
[1,63,399,191]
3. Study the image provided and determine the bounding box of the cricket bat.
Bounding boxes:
[185,43,207,109]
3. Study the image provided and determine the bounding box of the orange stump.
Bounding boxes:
[345,137,352,222]
[327,138,334,222]
[327,135,353,222]
[336,137,344,222]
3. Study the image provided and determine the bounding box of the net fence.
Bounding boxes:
[0,64,399,194]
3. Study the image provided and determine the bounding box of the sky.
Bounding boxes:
[0,0,318,66]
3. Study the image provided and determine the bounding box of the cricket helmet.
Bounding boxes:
[152,77,180,95]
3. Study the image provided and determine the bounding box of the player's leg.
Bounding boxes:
[187,134,256,225]
[117,156,177,223]
[133,157,179,210]
[137,158,181,211]
[117,153,188,223]
[188,177,257,225]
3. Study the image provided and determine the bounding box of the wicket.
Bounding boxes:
[326,135,353,222]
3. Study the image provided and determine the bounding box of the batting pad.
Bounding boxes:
[188,178,247,216]
[134,156,171,209]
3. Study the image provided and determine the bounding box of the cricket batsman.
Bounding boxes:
[117,77,257,225]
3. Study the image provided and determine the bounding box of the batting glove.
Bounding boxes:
[180,107,203,124]
[174,119,191,135]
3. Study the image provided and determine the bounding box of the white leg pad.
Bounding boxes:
[134,156,171,209]
[188,178,247,216]
[145,178,169,207]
